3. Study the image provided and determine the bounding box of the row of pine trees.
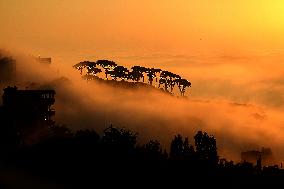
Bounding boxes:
[73,60,191,96]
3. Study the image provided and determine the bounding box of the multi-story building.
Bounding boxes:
[0,86,55,145]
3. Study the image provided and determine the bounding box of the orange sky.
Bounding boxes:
[1,0,284,62]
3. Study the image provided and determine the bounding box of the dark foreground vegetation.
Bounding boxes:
[1,124,284,188]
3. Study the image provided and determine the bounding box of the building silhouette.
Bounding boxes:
[0,86,55,145]
[37,56,51,64]
[241,148,274,166]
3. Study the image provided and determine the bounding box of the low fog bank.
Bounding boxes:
[2,50,284,163]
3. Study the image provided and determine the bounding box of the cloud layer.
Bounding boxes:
[2,50,284,164]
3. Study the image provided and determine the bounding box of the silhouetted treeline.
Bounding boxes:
[17,124,218,166]
[73,60,191,96]
[0,123,282,188]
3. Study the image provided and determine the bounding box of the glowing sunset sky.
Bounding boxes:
[1,0,284,59]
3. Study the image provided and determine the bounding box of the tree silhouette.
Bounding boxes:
[168,73,181,92]
[183,137,195,160]
[145,68,161,85]
[194,131,218,165]
[96,60,117,80]
[101,126,137,158]
[110,66,129,81]
[73,60,102,82]
[73,62,85,75]
[73,61,96,75]
[175,78,191,96]
[170,134,195,160]
[159,71,174,91]
[141,140,164,160]
[170,134,184,159]
[137,66,148,82]
[73,60,192,97]
[129,66,144,82]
